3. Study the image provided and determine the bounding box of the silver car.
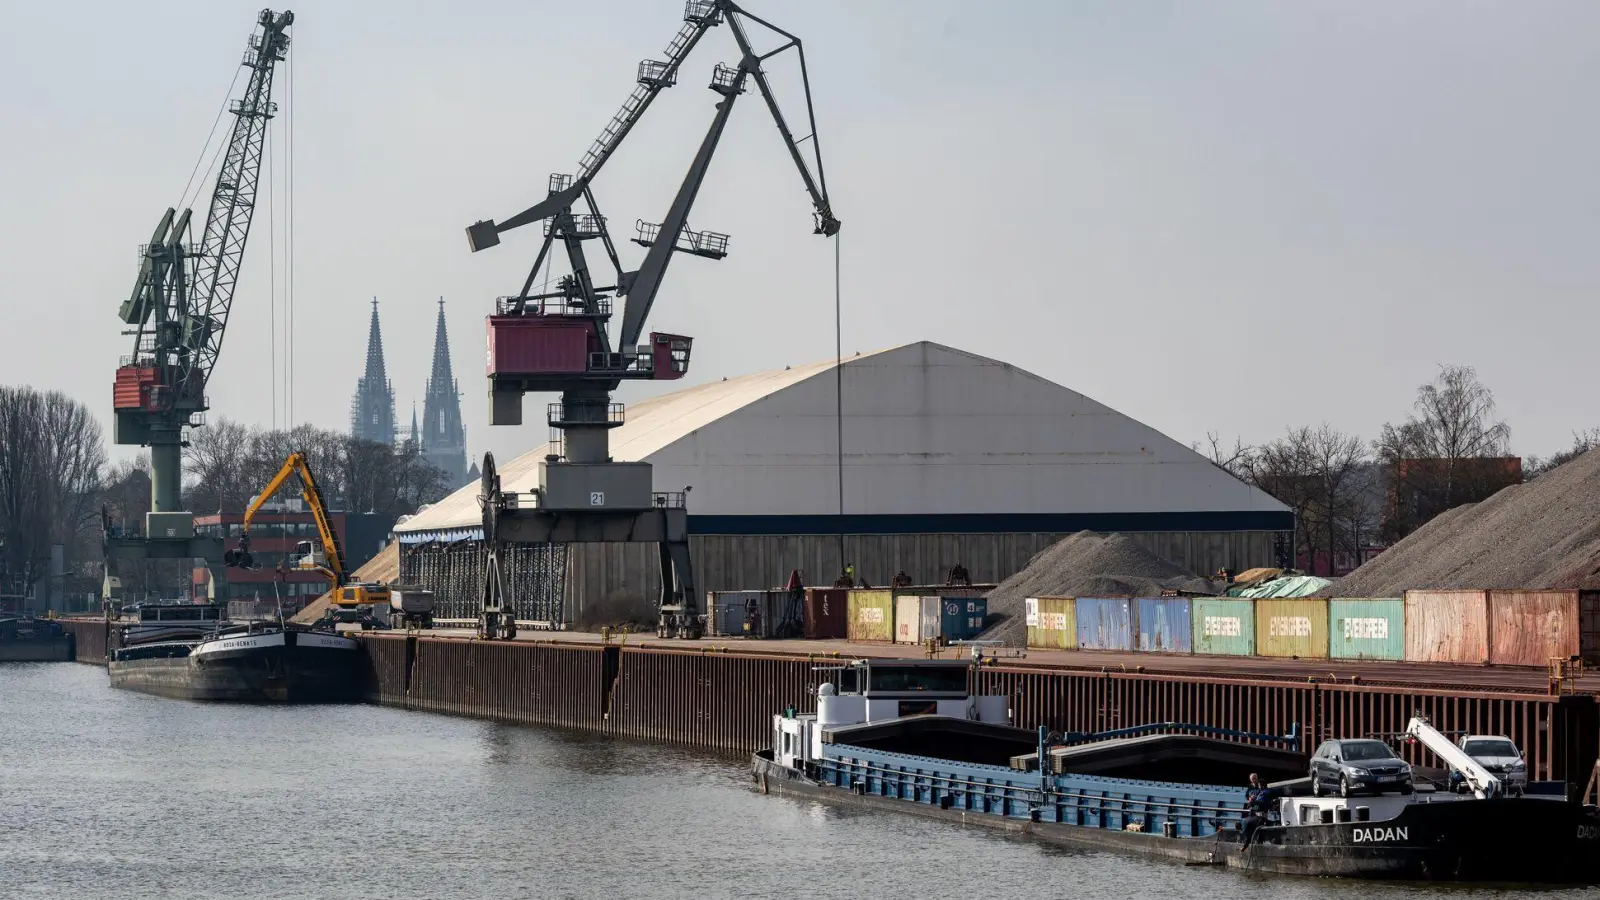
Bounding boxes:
[1454,735,1528,793]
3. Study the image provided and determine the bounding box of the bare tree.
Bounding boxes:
[1376,365,1518,540]
[1250,425,1369,573]
[1525,427,1600,479]
[0,387,107,599]
[1194,431,1254,479]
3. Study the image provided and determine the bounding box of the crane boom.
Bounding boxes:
[1405,715,1503,799]
[180,8,294,398]
[231,452,347,583]
[466,2,724,252]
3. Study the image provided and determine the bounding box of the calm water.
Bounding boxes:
[2,663,1596,900]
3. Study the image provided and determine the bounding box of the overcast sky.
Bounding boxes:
[3,0,1597,467]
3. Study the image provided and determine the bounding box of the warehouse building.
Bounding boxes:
[393,341,1292,624]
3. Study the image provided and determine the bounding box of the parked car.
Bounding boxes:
[1451,735,1527,794]
[1309,739,1414,797]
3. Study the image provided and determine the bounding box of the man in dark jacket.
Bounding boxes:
[1240,772,1276,849]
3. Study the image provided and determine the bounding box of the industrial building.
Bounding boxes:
[192,504,394,601]
[394,341,1292,624]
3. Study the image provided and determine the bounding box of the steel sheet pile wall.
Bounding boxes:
[1405,590,1489,664]
[1025,597,1076,650]
[360,634,412,702]
[606,648,819,751]
[1075,598,1132,651]
[1191,598,1254,656]
[59,618,107,664]
[1134,597,1191,653]
[977,666,1598,781]
[400,638,607,730]
[1329,599,1405,661]
[1487,590,1580,667]
[1254,598,1329,659]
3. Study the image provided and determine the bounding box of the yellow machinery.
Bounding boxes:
[223,452,390,621]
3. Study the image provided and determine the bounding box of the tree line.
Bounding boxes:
[0,393,451,603]
[1199,365,1596,574]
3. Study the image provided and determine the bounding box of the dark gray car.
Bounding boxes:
[1309,739,1414,797]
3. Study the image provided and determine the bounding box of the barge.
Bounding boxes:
[753,659,1600,882]
[108,603,361,703]
[0,617,73,662]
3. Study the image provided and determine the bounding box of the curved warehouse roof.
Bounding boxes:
[397,342,1289,540]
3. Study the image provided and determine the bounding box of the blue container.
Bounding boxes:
[1135,597,1192,653]
[938,596,988,641]
[1075,597,1133,651]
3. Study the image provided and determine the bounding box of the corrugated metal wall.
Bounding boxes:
[1076,598,1133,651]
[564,531,1277,624]
[1135,598,1192,653]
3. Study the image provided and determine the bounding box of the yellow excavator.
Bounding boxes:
[223,451,390,626]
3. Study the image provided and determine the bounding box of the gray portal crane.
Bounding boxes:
[465,0,837,639]
[104,10,293,600]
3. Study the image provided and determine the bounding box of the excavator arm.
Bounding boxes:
[225,451,347,586]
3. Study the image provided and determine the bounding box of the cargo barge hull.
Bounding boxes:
[752,753,1600,881]
[109,629,361,703]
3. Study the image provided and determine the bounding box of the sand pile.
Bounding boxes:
[290,541,402,624]
[1332,448,1600,596]
[981,531,1217,646]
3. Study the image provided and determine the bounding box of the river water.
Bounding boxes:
[3,663,1596,900]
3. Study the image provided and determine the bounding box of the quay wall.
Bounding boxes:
[357,635,1600,783]
[58,618,109,664]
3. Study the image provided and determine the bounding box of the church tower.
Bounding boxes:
[350,298,396,445]
[421,298,469,486]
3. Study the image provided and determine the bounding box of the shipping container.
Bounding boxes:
[803,588,848,640]
[1488,590,1580,667]
[707,590,767,637]
[894,596,922,644]
[1134,597,1191,653]
[1328,598,1405,661]
[847,589,894,642]
[940,596,988,642]
[1025,597,1076,650]
[1075,598,1132,651]
[1404,590,1489,664]
[1191,598,1255,656]
[1254,597,1329,659]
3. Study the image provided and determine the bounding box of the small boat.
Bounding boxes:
[109,604,361,703]
[0,617,73,662]
[751,658,1600,882]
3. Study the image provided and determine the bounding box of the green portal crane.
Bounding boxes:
[104,10,293,601]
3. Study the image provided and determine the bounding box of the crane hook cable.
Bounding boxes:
[177,66,244,213]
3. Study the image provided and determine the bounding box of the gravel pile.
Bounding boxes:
[980,531,1217,646]
[1331,448,1600,596]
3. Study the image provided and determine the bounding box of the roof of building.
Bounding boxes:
[397,341,1289,539]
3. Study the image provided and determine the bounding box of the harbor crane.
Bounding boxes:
[104,9,294,600]
[465,0,837,639]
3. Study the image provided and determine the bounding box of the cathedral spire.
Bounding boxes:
[350,297,397,445]
[421,297,469,485]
